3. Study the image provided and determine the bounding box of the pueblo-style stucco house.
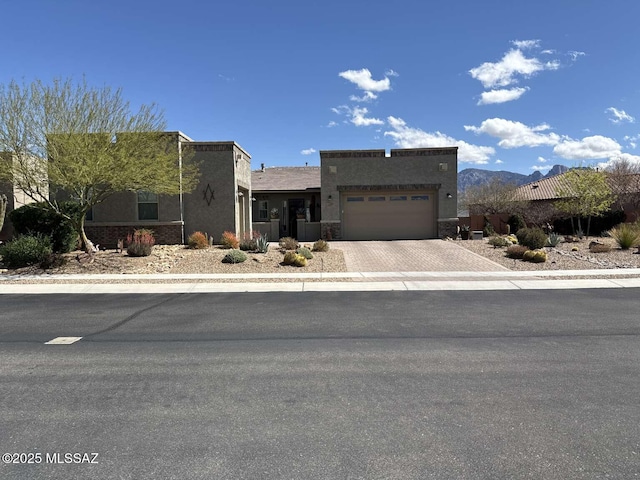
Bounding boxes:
[1,132,459,245]
[251,147,459,241]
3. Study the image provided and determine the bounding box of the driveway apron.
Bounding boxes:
[331,240,509,272]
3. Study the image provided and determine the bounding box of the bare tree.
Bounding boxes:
[606,157,640,216]
[461,177,525,216]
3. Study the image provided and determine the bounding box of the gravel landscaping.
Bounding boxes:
[454,236,640,271]
[0,244,347,277]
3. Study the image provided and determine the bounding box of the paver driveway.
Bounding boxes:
[331,240,509,272]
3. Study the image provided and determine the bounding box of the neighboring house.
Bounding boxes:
[83,132,252,247]
[3,135,460,245]
[512,170,640,224]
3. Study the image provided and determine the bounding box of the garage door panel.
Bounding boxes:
[342,191,436,240]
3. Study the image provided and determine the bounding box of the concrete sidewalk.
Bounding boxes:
[2,269,640,293]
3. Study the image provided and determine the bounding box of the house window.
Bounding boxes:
[390,195,407,201]
[368,196,386,202]
[346,197,364,202]
[411,195,429,201]
[258,200,268,220]
[137,191,158,220]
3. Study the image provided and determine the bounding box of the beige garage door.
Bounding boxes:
[342,191,436,240]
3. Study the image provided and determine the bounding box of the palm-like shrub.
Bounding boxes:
[608,223,640,250]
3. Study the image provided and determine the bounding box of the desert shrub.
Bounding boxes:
[282,251,298,265]
[187,231,209,249]
[0,234,53,268]
[40,253,67,270]
[220,231,239,249]
[589,242,612,253]
[255,233,269,253]
[487,236,510,248]
[506,244,529,259]
[312,239,329,252]
[222,249,247,264]
[9,202,80,253]
[127,228,155,257]
[546,232,563,247]
[523,249,547,263]
[296,247,313,259]
[239,231,261,251]
[607,223,640,250]
[516,227,547,250]
[508,214,526,236]
[483,216,495,237]
[279,236,298,250]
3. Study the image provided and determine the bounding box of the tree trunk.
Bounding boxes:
[73,213,94,254]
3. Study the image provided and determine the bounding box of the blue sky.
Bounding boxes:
[3,0,640,174]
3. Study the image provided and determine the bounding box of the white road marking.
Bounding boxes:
[44,337,83,345]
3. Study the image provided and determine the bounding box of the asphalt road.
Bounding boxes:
[1,290,639,479]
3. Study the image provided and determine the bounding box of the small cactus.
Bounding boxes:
[293,254,307,267]
[296,247,313,259]
[0,193,7,233]
[283,251,298,265]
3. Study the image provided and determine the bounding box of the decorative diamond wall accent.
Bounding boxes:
[203,183,215,206]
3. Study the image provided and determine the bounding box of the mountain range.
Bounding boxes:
[458,164,568,193]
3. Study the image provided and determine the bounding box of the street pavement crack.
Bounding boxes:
[83,295,180,338]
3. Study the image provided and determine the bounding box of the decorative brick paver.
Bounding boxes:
[331,240,509,272]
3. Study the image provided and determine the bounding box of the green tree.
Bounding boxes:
[555,168,614,236]
[0,78,199,252]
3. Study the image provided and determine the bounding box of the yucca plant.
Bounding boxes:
[608,223,640,250]
[255,233,269,253]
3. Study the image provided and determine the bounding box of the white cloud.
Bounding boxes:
[385,69,399,77]
[384,116,495,164]
[477,87,529,105]
[541,49,556,55]
[606,107,635,124]
[300,148,316,155]
[512,39,540,49]
[469,49,559,89]
[553,135,622,160]
[326,121,338,128]
[531,165,552,171]
[331,105,349,115]
[351,107,384,126]
[338,68,392,93]
[349,91,377,102]
[598,153,640,170]
[464,118,561,148]
[495,159,504,164]
[538,156,548,163]
[568,51,586,61]
[624,134,638,149]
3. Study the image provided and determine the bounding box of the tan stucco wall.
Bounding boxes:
[320,148,458,238]
[182,142,252,243]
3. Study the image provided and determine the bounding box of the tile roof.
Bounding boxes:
[514,171,640,201]
[251,167,321,192]
[514,173,568,201]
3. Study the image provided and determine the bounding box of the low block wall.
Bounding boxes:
[84,223,183,248]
